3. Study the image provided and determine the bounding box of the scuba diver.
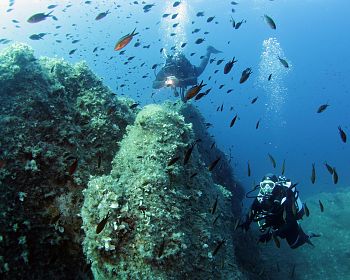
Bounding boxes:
[152,46,221,101]
[240,173,321,249]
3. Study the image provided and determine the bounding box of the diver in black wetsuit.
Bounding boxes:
[152,46,221,101]
[240,173,320,249]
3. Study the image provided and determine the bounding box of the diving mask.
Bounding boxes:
[259,180,275,196]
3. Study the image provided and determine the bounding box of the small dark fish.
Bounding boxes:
[234,218,240,231]
[216,59,224,65]
[251,96,258,104]
[207,16,215,22]
[324,162,334,175]
[304,203,310,217]
[27,11,53,23]
[129,103,139,109]
[268,73,272,81]
[158,236,166,258]
[213,213,220,225]
[224,57,238,74]
[311,163,316,184]
[338,126,347,143]
[68,158,78,175]
[281,159,286,175]
[247,161,251,176]
[230,16,235,28]
[172,23,179,28]
[190,172,198,179]
[93,47,98,52]
[95,10,110,20]
[235,19,246,29]
[96,212,110,234]
[230,114,238,128]
[151,63,158,70]
[171,13,178,19]
[184,144,195,165]
[48,4,58,9]
[195,38,205,44]
[72,39,80,44]
[208,157,221,171]
[332,167,338,184]
[185,80,206,101]
[255,119,260,129]
[181,42,187,48]
[319,200,324,212]
[192,28,200,34]
[97,153,102,169]
[196,12,204,17]
[317,104,329,113]
[239,68,252,83]
[29,33,48,40]
[143,4,155,12]
[69,49,77,55]
[210,142,215,149]
[194,92,207,100]
[212,239,225,256]
[162,13,170,18]
[211,195,219,214]
[278,56,289,68]
[268,153,276,168]
[272,234,280,248]
[264,15,276,29]
[173,1,181,7]
[167,156,180,166]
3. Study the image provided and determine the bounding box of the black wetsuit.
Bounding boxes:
[243,185,311,249]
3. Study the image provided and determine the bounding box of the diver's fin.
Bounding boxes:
[309,232,321,238]
[305,238,315,247]
[207,45,222,54]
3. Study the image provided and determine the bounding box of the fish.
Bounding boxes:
[272,234,280,248]
[184,144,195,165]
[255,119,260,129]
[29,33,48,40]
[319,200,324,212]
[251,96,258,104]
[281,159,286,175]
[211,195,219,214]
[264,15,276,29]
[114,28,139,51]
[143,4,155,12]
[268,153,276,168]
[235,19,246,29]
[173,1,181,7]
[212,239,225,256]
[224,57,238,74]
[268,73,272,81]
[230,16,235,28]
[97,153,102,169]
[207,16,215,22]
[239,68,252,83]
[304,203,310,217]
[332,167,338,184]
[69,49,77,55]
[317,103,329,113]
[208,157,221,171]
[216,59,224,65]
[27,11,53,23]
[190,172,198,179]
[181,42,187,48]
[171,13,178,19]
[185,80,206,101]
[96,212,110,234]
[194,92,207,100]
[324,162,333,175]
[311,163,316,184]
[68,158,78,175]
[48,4,58,9]
[95,10,110,20]
[230,114,238,128]
[158,236,166,258]
[196,12,204,17]
[278,56,289,68]
[233,218,241,231]
[167,156,180,166]
[195,38,205,44]
[247,161,251,177]
[213,213,220,225]
[338,126,347,143]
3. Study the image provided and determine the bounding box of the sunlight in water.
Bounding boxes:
[160,1,189,58]
[258,38,291,123]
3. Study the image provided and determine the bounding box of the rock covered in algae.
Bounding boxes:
[81,104,246,279]
[0,43,136,278]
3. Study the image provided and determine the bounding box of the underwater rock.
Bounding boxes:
[81,104,246,279]
[0,43,135,278]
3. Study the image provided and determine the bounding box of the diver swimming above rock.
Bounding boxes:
[152,46,221,101]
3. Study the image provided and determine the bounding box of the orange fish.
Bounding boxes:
[185,80,206,101]
[114,28,139,51]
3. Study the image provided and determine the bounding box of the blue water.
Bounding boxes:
[1,0,349,201]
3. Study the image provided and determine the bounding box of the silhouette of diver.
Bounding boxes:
[152,46,221,101]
